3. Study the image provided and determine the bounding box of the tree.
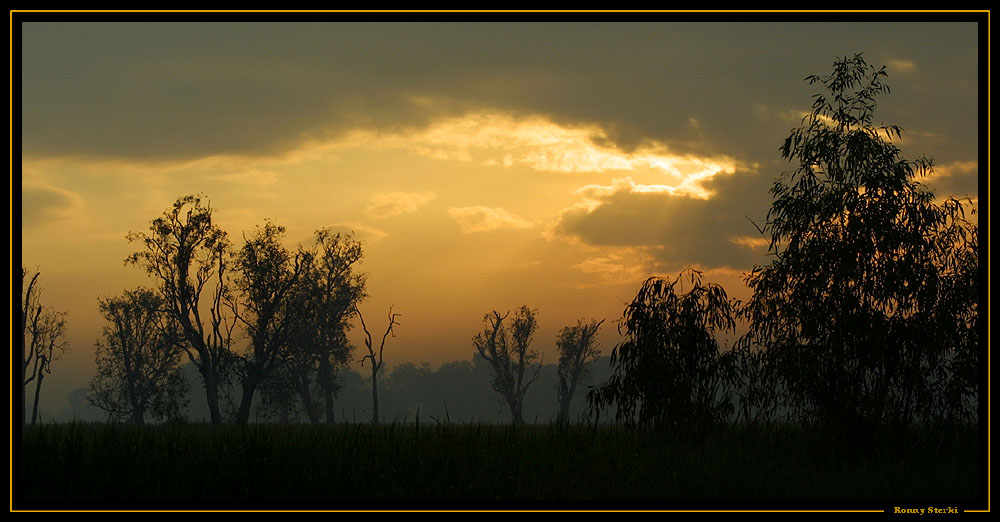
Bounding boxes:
[473,306,542,426]
[127,195,234,425]
[555,318,604,425]
[89,288,189,424]
[228,220,313,424]
[21,268,69,426]
[738,54,979,439]
[287,229,367,424]
[357,306,400,425]
[588,270,735,430]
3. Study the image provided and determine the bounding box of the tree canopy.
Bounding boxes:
[738,54,980,437]
[89,288,188,424]
[588,269,736,430]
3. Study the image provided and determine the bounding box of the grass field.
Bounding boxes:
[15,421,983,511]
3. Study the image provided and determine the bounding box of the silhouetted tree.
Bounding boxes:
[127,195,234,425]
[89,288,189,424]
[473,306,542,426]
[288,229,367,424]
[21,267,41,426]
[358,306,400,425]
[555,318,604,425]
[21,267,69,426]
[589,270,735,430]
[228,220,313,424]
[738,54,979,440]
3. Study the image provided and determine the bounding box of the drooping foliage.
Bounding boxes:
[737,54,979,436]
[589,269,736,430]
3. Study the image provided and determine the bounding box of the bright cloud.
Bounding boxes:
[889,59,917,73]
[366,191,437,219]
[447,206,535,234]
[325,222,389,243]
[571,248,652,287]
[576,176,682,200]
[927,160,978,179]
[729,235,770,251]
[372,111,736,198]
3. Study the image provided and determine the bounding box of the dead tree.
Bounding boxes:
[358,306,400,425]
[21,268,69,426]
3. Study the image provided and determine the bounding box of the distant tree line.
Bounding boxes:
[146,354,615,425]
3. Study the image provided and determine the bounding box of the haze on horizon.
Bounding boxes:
[18,19,982,419]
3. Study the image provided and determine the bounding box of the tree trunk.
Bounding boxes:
[323,385,336,424]
[200,363,224,425]
[508,396,524,426]
[132,406,146,425]
[319,356,336,424]
[31,368,45,425]
[297,372,320,425]
[557,403,569,426]
[235,374,259,425]
[370,365,379,425]
[558,373,581,426]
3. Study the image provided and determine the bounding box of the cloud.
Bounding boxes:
[377,112,737,198]
[20,22,978,168]
[729,235,770,251]
[366,191,437,219]
[208,168,284,186]
[322,222,388,243]
[21,184,83,227]
[889,59,917,73]
[920,160,979,200]
[571,248,654,287]
[447,206,535,234]
[551,168,774,271]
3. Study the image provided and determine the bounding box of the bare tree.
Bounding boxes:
[555,318,605,425]
[127,195,234,425]
[473,306,542,426]
[20,268,41,426]
[357,306,400,425]
[89,288,188,424]
[21,267,69,425]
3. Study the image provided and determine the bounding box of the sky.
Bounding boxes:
[17,16,984,417]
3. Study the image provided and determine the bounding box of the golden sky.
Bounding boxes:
[17,18,983,416]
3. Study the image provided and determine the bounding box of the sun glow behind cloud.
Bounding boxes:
[447,206,535,234]
[363,111,737,198]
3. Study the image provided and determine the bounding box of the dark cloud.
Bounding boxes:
[20,20,981,165]
[554,167,778,271]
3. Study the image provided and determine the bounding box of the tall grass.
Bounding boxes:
[16,421,980,510]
